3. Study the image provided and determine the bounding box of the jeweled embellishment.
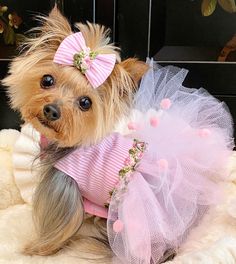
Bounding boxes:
[73,48,98,74]
[119,139,146,178]
[104,139,147,208]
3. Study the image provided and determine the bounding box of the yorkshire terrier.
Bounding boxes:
[3,6,234,264]
[3,7,148,256]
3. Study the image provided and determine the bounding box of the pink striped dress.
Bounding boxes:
[55,133,134,218]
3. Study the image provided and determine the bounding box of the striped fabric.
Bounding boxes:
[53,32,116,88]
[55,133,133,218]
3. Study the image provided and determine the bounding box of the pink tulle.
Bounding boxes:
[55,60,234,264]
[107,60,234,264]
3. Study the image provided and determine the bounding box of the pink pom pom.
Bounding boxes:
[160,98,172,110]
[157,159,168,171]
[113,220,124,233]
[128,122,139,130]
[150,117,159,127]
[198,129,211,138]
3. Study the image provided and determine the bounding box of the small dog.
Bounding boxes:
[3,6,234,264]
[3,7,148,257]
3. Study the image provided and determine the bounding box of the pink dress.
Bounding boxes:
[55,61,234,264]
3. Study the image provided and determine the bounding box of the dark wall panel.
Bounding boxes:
[64,0,93,24]
[116,0,149,59]
[165,0,236,47]
[150,0,166,57]
[96,0,114,31]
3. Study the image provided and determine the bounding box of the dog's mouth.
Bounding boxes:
[37,117,59,133]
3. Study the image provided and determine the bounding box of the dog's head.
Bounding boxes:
[3,7,148,147]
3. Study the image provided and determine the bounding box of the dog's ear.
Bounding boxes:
[41,6,71,37]
[21,6,72,54]
[75,22,120,59]
[119,58,149,86]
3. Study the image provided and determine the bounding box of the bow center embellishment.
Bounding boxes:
[73,47,98,74]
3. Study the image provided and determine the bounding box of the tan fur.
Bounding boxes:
[23,167,84,256]
[2,7,149,255]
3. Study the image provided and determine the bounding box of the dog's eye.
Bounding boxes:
[40,75,55,88]
[78,96,92,111]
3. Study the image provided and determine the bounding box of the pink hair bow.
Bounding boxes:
[53,32,116,88]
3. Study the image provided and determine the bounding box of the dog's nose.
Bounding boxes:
[43,104,61,121]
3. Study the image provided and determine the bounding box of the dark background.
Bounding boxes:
[0,0,236,139]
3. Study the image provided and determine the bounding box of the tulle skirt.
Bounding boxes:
[107,60,234,264]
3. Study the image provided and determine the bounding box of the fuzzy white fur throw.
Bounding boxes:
[0,124,236,263]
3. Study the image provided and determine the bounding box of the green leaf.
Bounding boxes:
[3,25,15,45]
[218,0,236,13]
[201,0,217,16]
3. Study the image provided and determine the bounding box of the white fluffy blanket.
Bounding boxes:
[0,125,111,263]
[1,125,236,263]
